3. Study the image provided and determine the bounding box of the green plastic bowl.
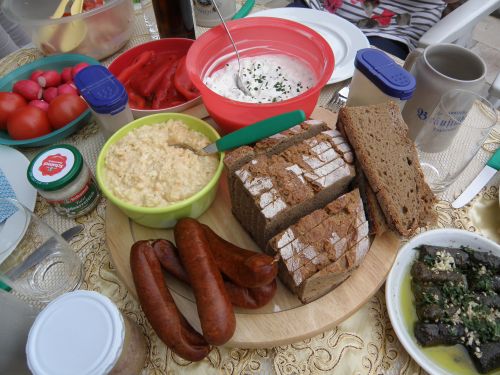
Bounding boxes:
[96,113,224,228]
[0,53,99,148]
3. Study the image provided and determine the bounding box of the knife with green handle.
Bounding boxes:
[203,110,306,154]
[452,148,500,208]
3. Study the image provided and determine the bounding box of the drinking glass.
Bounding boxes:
[415,89,497,192]
[0,198,83,303]
[0,290,37,375]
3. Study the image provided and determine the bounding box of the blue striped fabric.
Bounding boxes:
[0,168,17,223]
[303,0,446,50]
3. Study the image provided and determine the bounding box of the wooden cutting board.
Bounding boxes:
[105,106,401,348]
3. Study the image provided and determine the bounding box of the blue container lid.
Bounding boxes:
[73,65,128,115]
[354,49,416,100]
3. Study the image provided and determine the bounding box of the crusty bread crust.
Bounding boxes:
[355,164,388,236]
[339,101,436,236]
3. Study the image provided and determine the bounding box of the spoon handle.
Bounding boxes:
[215,110,306,152]
[211,0,241,63]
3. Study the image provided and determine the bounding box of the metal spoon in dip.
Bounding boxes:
[170,110,306,155]
[210,0,251,96]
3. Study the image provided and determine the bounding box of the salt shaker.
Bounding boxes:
[346,48,416,108]
[74,65,133,139]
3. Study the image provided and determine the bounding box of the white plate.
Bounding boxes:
[249,8,369,84]
[0,145,37,264]
[386,229,500,375]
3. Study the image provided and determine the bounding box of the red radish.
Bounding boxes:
[61,67,73,83]
[29,99,49,112]
[30,70,44,82]
[38,70,61,88]
[58,83,78,96]
[12,80,42,101]
[72,62,90,78]
[43,87,58,103]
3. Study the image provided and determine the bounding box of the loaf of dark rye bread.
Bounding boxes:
[267,189,369,303]
[339,101,436,236]
[229,129,356,249]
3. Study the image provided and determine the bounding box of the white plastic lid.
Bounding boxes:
[26,291,125,375]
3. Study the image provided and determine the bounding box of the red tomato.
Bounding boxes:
[47,94,87,129]
[7,106,51,140]
[0,92,27,130]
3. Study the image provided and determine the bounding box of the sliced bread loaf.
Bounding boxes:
[339,101,436,236]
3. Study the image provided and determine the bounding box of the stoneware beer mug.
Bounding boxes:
[193,0,237,27]
[402,43,487,141]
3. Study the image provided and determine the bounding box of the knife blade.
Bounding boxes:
[452,148,500,209]
[202,110,306,154]
[5,225,84,280]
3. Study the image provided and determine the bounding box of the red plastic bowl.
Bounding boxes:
[186,17,334,133]
[108,38,201,119]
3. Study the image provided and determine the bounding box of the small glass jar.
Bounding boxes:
[26,291,147,375]
[27,144,101,218]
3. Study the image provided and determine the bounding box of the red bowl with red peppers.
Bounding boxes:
[108,38,202,119]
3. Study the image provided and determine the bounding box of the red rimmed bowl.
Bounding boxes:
[108,38,202,119]
[186,17,334,133]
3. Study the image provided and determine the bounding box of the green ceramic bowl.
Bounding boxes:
[0,53,99,147]
[96,113,224,228]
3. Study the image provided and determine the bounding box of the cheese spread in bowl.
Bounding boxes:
[204,54,315,104]
[96,113,224,228]
[104,120,218,207]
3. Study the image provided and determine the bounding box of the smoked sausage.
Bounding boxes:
[130,240,211,361]
[202,224,278,288]
[174,219,236,345]
[153,239,277,309]
[224,279,277,309]
[152,239,189,281]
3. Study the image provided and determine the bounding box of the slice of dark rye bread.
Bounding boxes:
[339,101,436,236]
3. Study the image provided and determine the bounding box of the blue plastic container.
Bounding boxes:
[74,65,133,139]
[346,48,416,107]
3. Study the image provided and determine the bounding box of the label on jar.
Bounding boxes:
[46,176,100,218]
[32,148,75,183]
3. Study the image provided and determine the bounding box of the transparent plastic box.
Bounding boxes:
[2,0,134,60]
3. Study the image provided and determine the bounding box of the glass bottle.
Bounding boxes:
[151,0,196,39]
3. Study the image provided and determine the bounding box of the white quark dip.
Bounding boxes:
[204,54,315,103]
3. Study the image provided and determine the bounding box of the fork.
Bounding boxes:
[325,84,350,112]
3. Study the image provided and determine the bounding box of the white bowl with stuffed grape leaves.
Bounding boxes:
[386,229,500,375]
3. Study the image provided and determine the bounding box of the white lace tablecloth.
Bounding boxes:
[0,3,498,374]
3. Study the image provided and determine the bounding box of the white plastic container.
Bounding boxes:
[74,65,134,139]
[346,48,416,108]
[26,291,147,375]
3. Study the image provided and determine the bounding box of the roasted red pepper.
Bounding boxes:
[117,50,155,85]
[174,56,200,101]
[152,60,180,109]
[128,90,147,109]
[140,55,177,98]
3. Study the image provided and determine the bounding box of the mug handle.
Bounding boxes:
[403,47,424,72]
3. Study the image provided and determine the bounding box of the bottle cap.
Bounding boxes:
[354,48,416,100]
[74,65,128,115]
[26,291,125,375]
[27,144,83,192]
